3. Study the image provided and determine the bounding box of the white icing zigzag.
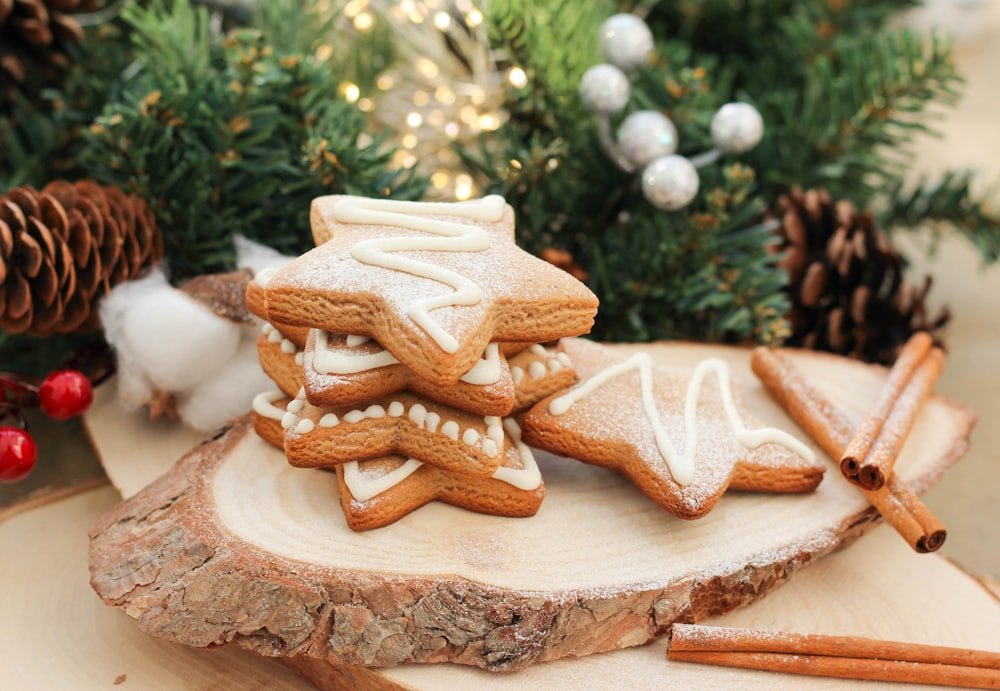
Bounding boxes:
[548,354,815,487]
[332,196,506,354]
[343,458,423,502]
[342,418,541,501]
[312,331,502,385]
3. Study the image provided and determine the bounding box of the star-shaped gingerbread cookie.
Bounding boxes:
[521,338,824,519]
[265,196,598,387]
[334,417,544,530]
[251,392,543,531]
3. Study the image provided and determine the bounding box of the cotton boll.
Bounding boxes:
[101,268,243,394]
[100,269,171,406]
[175,337,274,431]
[100,268,171,349]
[123,291,242,392]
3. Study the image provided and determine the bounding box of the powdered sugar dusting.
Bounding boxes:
[549,351,813,487]
[337,196,504,353]
[265,197,598,382]
[526,339,820,516]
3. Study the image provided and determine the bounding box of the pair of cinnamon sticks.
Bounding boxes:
[664,337,991,687]
[668,624,1000,688]
[839,332,945,493]
[751,332,946,552]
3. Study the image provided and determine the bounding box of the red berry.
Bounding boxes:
[0,426,37,482]
[39,369,94,420]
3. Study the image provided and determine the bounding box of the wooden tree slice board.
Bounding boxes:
[87,344,975,676]
[6,486,1000,690]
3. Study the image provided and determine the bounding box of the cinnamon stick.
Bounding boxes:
[853,348,945,490]
[750,347,946,552]
[668,624,1000,688]
[878,473,948,553]
[839,331,934,482]
[749,348,854,461]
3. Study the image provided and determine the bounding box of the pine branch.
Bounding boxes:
[887,171,1000,263]
[74,0,425,281]
[488,0,610,126]
[587,164,788,344]
[749,27,961,206]
[121,0,215,88]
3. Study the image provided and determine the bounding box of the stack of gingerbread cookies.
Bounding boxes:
[245,195,599,529]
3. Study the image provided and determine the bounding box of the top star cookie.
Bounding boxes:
[521,338,824,519]
[265,196,599,387]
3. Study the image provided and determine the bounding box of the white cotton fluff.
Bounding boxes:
[175,337,273,431]
[100,268,241,403]
[100,241,296,432]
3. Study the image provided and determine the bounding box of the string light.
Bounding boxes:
[353,12,374,31]
[454,174,474,200]
[415,57,440,79]
[433,11,451,29]
[508,67,527,88]
[340,82,361,103]
[477,113,500,131]
[344,0,367,17]
[339,1,508,200]
[434,85,456,105]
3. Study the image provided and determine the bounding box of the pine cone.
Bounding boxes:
[775,187,949,365]
[0,180,163,337]
[0,0,103,105]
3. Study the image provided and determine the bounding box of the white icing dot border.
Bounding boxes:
[290,398,513,459]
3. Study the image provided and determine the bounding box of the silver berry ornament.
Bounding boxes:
[617,110,678,169]
[641,155,700,210]
[599,13,654,72]
[579,63,630,115]
[710,102,764,154]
